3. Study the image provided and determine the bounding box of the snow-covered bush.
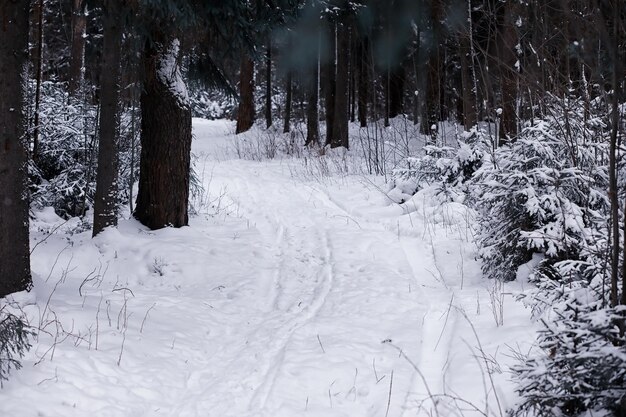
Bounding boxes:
[28,81,140,219]
[473,99,610,282]
[512,292,626,416]
[188,88,236,120]
[496,97,626,416]
[0,304,32,387]
[389,126,487,203]
[29,82,99,218]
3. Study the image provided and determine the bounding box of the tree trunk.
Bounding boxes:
[421,0,443,140]
[135,39,192,230]
[306,42,320,146]
[323,22,336,146]
[93,0,124,237]
[389,65,405,119]
[283,72,293,133]
[460,33,477,130]
[497,0,519,144]
[69,0,87,95]
[332,19,349,148]
[265,40,273,129]
[349,27,356,123]
[0,0,32,297]
[236,55,255,134]
[357,37,369,128]
[32,0,44,160]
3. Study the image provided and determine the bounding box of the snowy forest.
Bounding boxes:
[1,0,625,416]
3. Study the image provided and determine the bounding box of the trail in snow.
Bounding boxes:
[1,119,535,417]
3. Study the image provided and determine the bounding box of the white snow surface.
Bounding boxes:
[2,119,536,417]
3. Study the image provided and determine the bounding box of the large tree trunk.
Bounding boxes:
[0,0,32,297]
[357,37,369,128]
[93,0,124,237]
[135,39,192,230]
[69,0,87,95]
[323,22,336,146]
[236,55,255,134]
[332,19,349,148]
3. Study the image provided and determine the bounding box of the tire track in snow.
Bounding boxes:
[248,229,335,413]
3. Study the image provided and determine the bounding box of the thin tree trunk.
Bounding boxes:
[265,40,273,129]
[323,22,336,146]
[33,0,44,160]
[306,38,320,146]
[236,55,255,134]
[0,0,32,297]
[93,0,124,237]
[357,37,369,128]
[460,33,476,130]
[497,0,519,144]
[332,19,349,148]
[349,27,356,123]
[69,0,87,95]
[135,39,192,230]
[389,65,405,119]
[283,71,293,133]
[421,0,443,140]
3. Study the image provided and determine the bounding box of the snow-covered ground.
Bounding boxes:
[2,119,536,417]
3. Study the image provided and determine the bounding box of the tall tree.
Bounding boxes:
[322,20,336,146]
[332,15,350,148]
[421,0,444,140]
[135,37,192,229]
[68,0,87,95]
[357,36,369,128]
[265,39,273,129]
[0,0,33,297]
[93,0,125,236]
[496,0,520,144]
[283,71,293,133]
[236,55,256,134]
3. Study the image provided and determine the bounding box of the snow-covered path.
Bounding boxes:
[190,121,429,417]
[1,120,534,417]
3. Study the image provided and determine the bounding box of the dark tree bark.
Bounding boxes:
[460,33,477,130]
[265,40,273,129]
[236,55,255,134]
[496,0,519,144]
[32,0,44,160]
[421,0,443,140]
[283,72,293,133]
[134,39,192,230]
[0,0,32,297]
[357,37,369,128]
[389,65,405,119]
[306,42,320,146]
[93,0,124,237]
[332,19,349,149]
[349,26,356,123]
[69,0,87,95]
[323,22,336,146]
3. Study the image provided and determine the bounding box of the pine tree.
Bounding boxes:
[0,0,33,297]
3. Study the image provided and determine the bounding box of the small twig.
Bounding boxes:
[140,303,156,333]
[385,370,394,417]
[317,334,326,353]
[30,219,70,254]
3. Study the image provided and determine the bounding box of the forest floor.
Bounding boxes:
[3,119,536,417]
